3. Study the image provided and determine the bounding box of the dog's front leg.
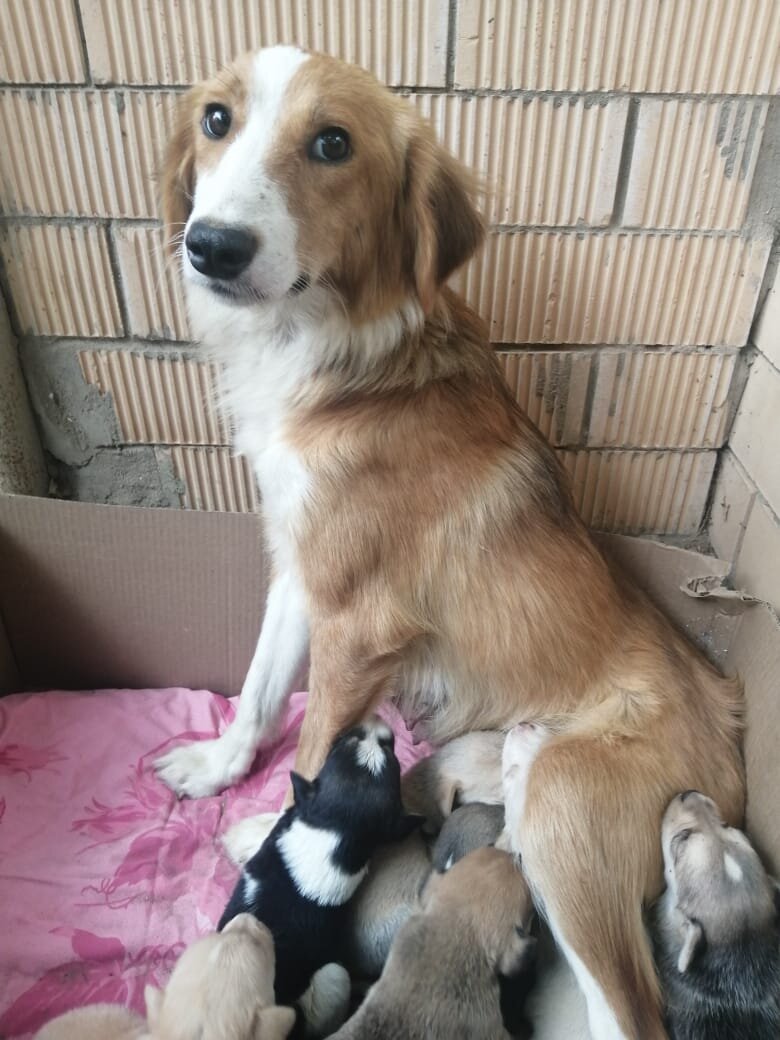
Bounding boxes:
[155,570,309,798]
[222,620,402,866]
[292,623,400,786]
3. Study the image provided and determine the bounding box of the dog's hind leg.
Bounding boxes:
[156,570,309,798]
[516,735,669,1040]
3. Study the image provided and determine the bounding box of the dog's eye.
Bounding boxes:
[677,829,693,843]
[202,104,232,140]
[309,127,351,163]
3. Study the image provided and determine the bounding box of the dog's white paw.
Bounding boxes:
[154,737,249,799]
[299,963,351,1038]
[222,812,280,866]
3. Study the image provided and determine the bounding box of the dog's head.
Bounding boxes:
[162,46,483,325]
[144,914,295,1040]
[420,846,536,976]
[289,716,422,846]
[659,791,779,974]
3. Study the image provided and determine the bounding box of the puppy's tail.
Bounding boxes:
[519,736,670,1039]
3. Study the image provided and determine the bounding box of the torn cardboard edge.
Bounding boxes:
[1,493,779,871]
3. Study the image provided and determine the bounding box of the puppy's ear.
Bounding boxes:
[144,984,164,1027]
[499,925,537,977]
[290,771,317,805]
[255,1005,297,1040]
[404,127,484,314]
[394,813,426,841]
[437,778,462,819]
[161,90,198,251]
[677,917,704,973]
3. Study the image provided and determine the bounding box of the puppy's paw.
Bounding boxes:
[298,963,351,1038]
[222,812,280,866]
[154,737,249,799]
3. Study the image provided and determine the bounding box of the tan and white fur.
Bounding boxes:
[155,46,745,1039]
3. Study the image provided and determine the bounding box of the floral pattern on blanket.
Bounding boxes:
[0,688,429,1039]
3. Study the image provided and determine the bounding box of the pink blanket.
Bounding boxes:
[0,688,431,1038]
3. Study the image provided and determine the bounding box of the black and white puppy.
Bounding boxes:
[219,717,421,1011]
[655,790,780,1040]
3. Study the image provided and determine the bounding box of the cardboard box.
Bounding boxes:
[0,491,778,873]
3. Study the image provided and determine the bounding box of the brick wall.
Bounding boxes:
[1,0,779,534]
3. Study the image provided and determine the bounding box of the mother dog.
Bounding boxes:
[155,46,744,1040]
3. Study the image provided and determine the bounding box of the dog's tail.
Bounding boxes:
[519,734,671,1039]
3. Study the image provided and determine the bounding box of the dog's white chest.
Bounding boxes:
[215,335,313,571]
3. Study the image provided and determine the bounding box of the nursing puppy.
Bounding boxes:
[35,914,294,1040]
[157,44,745,1037]
[345,800,505,979]
[655,791,780,1039]
[144,913,295,1040]
[219,719,419,1014]
[332,847,535,1040]
[401,731,505,831]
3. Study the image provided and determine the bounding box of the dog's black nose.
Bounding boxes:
[185,221,257,280]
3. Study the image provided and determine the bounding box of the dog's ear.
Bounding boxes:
[290,771,317,805]
[161,90,198,251]
[437,777,462,819]
[144,984,164,1027]
[498,925,537,977]
[404,128,484,314]
[254,1005,297,1040]
[677,917,704,973]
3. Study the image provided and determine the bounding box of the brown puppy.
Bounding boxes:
[332,847,534,1039]
[156,45,745,1038]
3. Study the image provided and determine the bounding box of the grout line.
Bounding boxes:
[445,0,458,91]
[71,0,93,87]
[0,214,752,239]
[1,82,779,102]
[610,97,640,227]
[104,222,131,336]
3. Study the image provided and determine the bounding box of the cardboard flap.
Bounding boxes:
[729,604,780,875]
[0,494,268,696]
[597,534,742,667]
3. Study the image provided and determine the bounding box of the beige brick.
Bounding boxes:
[0,90,178,219]
[730,351,780,518]
[499,348,736,449]
[113,225,189,340]
[709,450,757,564]
[413,94,627,227]
[559,448,716,535]
[166,446,260,512]
[81,0,448,86]
[587,349,736,448]
[753,262,780,371]
[455,231,770,347]
[625,99,768,231]
[79,350,225,445]
[0,224,122,337]
[455,0,780,93]
[734,493,780,612]
[0,0,86,83]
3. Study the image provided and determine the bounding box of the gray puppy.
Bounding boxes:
[655,790,780,1040]
[431,801,505,873]
[331,848,535,1040]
